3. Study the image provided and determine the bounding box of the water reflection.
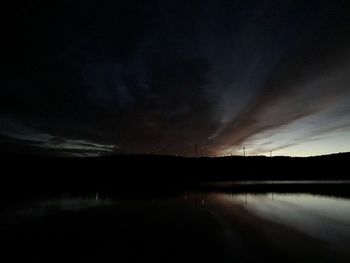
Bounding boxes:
[222,192,350,250]
[2,186,350,262]
[2,194,113,217]
[211,180,350,186]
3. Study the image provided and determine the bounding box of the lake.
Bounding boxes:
[1,181,350,263]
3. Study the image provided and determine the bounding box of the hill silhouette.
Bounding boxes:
[0,152,349,203]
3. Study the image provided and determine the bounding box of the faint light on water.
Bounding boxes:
[5,196,112,217]
[222,192,350,250]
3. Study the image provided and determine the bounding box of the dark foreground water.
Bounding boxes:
[1,182,350,263]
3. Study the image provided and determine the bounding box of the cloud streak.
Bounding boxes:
[210,21,350,155]
[2,1,350,156]
[0,116,116,156]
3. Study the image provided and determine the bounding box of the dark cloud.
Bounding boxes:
[1,0,350,156]
[0,115,116,156]
[209,1,350,154]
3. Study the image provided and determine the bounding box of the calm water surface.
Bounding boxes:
[2,182,350,263]
[221,192,350,250]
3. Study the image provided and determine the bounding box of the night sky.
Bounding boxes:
[2,0,350,157]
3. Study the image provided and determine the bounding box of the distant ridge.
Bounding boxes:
[1,136,349,159]
[0,151,349,206]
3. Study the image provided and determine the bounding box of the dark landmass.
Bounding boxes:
[1,153,350,263]
[0,152,349,205]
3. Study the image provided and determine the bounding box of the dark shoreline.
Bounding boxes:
[1,152,349,206]
[1,152,350,263]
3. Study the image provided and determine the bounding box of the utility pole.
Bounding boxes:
[242,146,246,157]
[270,150,272,157]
